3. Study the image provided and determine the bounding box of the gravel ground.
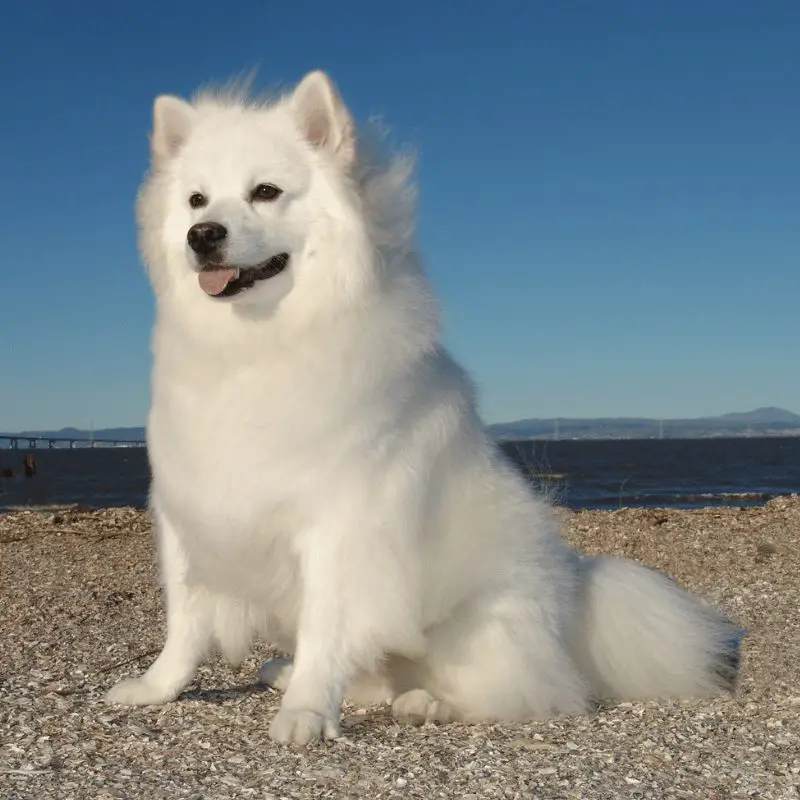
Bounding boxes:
[1,497,799,799]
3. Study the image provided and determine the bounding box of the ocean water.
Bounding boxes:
[498,436,800,509]
[1,437,798,511]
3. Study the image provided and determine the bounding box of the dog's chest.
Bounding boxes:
[153,369,320,491]
[180,509,301,606]
[148,381,320,598]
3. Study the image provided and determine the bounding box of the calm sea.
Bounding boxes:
[1,437,798,511]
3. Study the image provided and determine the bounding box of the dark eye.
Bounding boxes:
[251,183,282,202]
[189,192,207,209]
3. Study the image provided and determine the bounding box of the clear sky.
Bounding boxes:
[2,0,798,431]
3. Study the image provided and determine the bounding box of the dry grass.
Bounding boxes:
[2,498,799,799]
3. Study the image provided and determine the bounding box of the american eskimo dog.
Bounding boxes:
[106,70,740,743]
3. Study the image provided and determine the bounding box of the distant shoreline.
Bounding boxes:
[4,407,800,447]
[494,431,800,442]
[2,431,800,450]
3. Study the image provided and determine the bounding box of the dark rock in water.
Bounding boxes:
[23,454,37,478]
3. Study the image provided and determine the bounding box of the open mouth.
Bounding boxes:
[198,253,290,298]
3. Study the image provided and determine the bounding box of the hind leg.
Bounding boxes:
[374,655,458,723]
[406,594,591,723]
[391,689,459,724]
[258,658,294,691]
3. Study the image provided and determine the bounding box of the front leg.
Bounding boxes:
[268,533,350,743]
[269,512,424,744]
[105,506,211,706]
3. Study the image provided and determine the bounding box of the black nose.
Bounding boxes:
[187,222,227,255]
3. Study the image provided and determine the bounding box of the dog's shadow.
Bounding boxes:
[178,683,396,733]
[179,681,275,704]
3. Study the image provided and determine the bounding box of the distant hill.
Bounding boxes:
[488,407,800,440]
[716,407,800,424]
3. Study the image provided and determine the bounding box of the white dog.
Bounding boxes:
[106,70,740,744]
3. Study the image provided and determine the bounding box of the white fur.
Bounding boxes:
[106,70,741,743]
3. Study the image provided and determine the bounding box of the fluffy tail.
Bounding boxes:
[574,555,742,702]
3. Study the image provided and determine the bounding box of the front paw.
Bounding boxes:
[269,707,341,744]
[105,677,179,707]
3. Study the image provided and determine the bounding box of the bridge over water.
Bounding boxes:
[0,435,146,450]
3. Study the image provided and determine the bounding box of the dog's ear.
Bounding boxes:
[290,71,355,167]
[151,95,197,163]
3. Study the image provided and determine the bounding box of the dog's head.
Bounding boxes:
[139,70,387,317]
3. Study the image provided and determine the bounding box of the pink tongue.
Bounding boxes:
[198,268,238,296]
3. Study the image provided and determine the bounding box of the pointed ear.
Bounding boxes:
[290,70,355,167]
[151,95,197,163]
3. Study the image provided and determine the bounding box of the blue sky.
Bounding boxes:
[2,1,798,430]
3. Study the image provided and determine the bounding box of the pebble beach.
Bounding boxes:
[2,497,799,799]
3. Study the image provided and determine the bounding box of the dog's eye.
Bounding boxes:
[189,193,207,209]
[251,183,282,202]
